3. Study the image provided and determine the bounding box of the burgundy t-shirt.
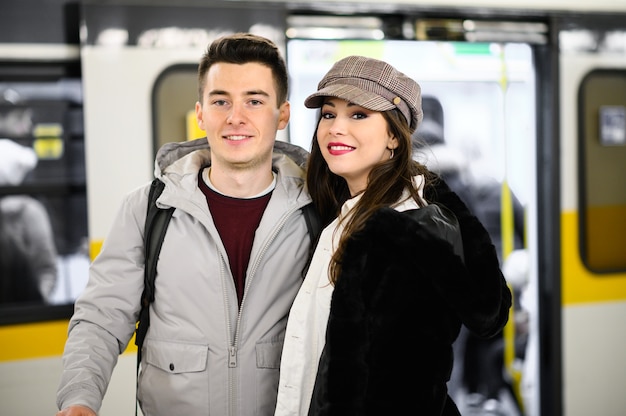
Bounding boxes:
[198,170,272,306]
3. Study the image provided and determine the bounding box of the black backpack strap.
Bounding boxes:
[135,178,174,414]
[301,203,322,278]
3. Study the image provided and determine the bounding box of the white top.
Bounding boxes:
[274,176,426,416]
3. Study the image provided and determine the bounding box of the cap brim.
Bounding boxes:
[304,84,395,113]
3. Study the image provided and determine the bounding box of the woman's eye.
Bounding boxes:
[321,112,335,119]
[352,112,367,120]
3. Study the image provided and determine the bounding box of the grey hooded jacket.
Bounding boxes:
[57,138,314,415]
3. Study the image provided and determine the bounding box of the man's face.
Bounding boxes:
[195,62,290,172]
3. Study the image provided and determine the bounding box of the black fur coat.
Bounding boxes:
[308,178,512,416]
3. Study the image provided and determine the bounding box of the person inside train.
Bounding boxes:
[412,95,528,414]
[0,138,58,305]
[56,33,318,416]
[274,55,512,416]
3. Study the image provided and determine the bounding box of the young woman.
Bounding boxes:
[275,56,512,416]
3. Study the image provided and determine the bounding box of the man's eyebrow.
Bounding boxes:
[208,89,270,97]
[245,89,270,97]
[208,89,228,97]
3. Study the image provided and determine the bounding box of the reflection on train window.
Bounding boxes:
[579,69,626,272]
[152,64,199,157]
[0,77,89,314]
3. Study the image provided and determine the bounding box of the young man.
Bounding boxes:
[56,33,315,416]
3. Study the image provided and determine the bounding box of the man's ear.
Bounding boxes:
[195,101,205,131]
[277,101,290,131]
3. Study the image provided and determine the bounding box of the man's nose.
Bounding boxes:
[227,102,246,124]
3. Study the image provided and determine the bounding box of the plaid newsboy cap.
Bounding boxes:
[304,55,423,131]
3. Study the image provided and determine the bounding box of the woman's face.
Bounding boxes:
[317,97,397,195]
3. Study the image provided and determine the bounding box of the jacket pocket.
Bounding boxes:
[144,339,208,373]
[255,339,283,413]
[138,340,210,415]
[255,337,283,369]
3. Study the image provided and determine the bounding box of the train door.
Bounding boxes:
[285,15,543,416]
[557,15,626,416]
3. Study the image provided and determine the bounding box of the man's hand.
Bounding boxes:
[56,405,97,416]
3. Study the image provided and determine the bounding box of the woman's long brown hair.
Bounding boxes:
[306,107,434,285]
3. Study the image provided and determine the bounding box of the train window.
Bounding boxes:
[0,65,89,323]
[579,69,626,272]
[152,64,199,157]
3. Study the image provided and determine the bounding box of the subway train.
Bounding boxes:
[0,1,625,415]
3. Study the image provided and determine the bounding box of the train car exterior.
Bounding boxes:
[558,20,626,415]
[0,1,625,415]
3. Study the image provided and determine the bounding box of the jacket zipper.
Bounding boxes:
[233,205,300,357]
[225,205,301,414]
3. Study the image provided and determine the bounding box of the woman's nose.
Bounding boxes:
[327,118,345,135]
